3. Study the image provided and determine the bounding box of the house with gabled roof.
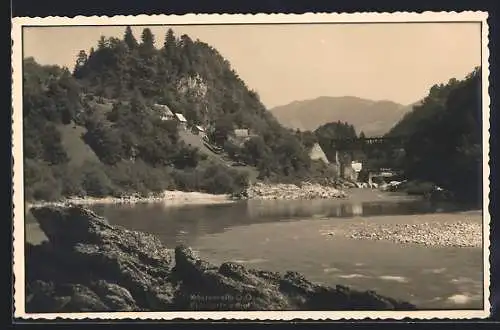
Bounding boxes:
[309,143,329,164]
[174,113,187,122]
[153,103,175,121]
[174,113,188,129]
[192,125,206,137]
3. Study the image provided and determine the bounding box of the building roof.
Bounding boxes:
[154,104,174,116]
[309,143,329,164]
[234,128,249,137]
[174,113,187,122]
[195,125,205,132]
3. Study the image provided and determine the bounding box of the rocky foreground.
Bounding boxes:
[243,182,347,200]
[26,206,415,312]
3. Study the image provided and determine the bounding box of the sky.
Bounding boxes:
[23,23,481,108]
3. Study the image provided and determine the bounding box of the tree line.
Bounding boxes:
[389,67,482,204]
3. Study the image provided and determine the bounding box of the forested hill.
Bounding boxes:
[74,27,277,130]
[388,68,483,204]
[387,70,481,138]
[23,27,333,201]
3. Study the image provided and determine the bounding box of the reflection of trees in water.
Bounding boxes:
[95,203,255,247]
[245,200,438,219]
[92,198,448,248]
[352,203,363,216]
[245,200,364,219]
[246,200,332,219]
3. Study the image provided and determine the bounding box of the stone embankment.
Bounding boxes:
[243,182,347,200]
[26,206,415,312]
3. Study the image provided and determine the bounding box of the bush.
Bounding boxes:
[171,168,201,192]
[103,160,168,196]
[55,164,86,197]
[400,180,435,195]
[171,162,249,195]
[24,156,251,201]
[79,161,116,197]
[24,159,62,201]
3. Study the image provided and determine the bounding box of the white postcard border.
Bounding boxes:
[11,11,491,320]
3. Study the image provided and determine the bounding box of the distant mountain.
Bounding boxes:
[269,96,415,136]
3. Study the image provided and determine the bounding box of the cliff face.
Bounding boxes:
[25,206,416,312]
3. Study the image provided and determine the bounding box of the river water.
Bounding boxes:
[25,189,484,310]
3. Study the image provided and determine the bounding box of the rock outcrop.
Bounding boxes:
[26,206,416,312]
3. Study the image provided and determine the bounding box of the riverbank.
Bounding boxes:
[26,190,234,210]
[27,182,349,210]
[25,205,415,312]
[320,211,482,248]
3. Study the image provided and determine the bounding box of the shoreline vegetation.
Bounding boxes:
[26,181,349,210]
[25,178,478,211]
[26,190,234,210]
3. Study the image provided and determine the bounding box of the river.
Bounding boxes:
[25,189,484,310]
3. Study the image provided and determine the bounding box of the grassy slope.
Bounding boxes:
[56,123,100,166]
[178,129,259,183]
[66,99,260,184]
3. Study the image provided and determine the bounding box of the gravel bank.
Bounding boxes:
[321,212,483,248]
[245,182,347,200]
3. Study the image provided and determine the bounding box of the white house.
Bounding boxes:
[192,125,206,136]
[174,113,187,128]
[309,143,329,164]
[351,161,362,173]
[153,104,174,120]
[234,128,249,138]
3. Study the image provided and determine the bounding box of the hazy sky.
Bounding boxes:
[23,23,481,108]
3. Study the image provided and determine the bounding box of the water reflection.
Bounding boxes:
[86,195,465,248]
[23,190,482,310]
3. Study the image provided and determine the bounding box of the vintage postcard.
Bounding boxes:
[12,12,491,320]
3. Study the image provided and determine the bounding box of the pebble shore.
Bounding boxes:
[321,212,483,248]
[245,182,347,200]
[348,222,481,248]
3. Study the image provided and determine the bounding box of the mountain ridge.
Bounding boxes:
[269,96,416,136]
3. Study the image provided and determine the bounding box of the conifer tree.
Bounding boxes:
[140,28,156,52]
[73,50,88,77]
[124,26,138,50]
[163,28,176,54]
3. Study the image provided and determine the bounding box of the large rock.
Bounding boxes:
[26,206,416,312]
[27,206,176,312]
[173,246,415,311]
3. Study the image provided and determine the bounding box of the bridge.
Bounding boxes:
[327,136,408,151]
